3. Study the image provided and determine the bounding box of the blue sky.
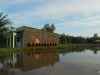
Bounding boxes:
[0,0,100,37]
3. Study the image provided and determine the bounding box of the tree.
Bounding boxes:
[93,33,98,39]
[0,12,11,32]
[50,24,55,32]
[59,34,67,44]
[43,24,49,31]
[42,24,56,32]
[0,12,11,47]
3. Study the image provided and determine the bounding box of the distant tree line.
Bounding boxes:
[42,24,100,44]
[59,33,100,44]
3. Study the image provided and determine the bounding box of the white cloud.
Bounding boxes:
[4,0,100,19]
[1,0,100,36]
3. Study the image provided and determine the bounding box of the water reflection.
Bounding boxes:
[60,47,100,55]
[0,47,100,75]
[16,52,59,71]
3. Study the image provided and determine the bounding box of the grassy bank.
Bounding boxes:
[0,44,100,57]
[57,44,100,49]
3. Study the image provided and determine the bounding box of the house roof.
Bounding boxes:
[16,26,39,32]
[16,26,59,38]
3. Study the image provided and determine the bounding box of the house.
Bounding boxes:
[16,26,59,48]
[6,31,16,48]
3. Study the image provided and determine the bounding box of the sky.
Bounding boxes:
[0,0,100,37]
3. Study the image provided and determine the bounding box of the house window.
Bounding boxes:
[36,43,38,46]
[32,43,34,46]
[27,43,31,47]
[50,43,52,46]
[16,31,23,42]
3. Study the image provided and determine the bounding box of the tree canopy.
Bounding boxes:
[59,33,100,44]
[0,12,11,47]
[0,12,11,32]
[42,24,56,33]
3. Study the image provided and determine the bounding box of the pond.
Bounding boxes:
[0,48,100,75]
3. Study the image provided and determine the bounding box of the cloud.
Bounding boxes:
[1,0,100,36]
[4,0,100,19]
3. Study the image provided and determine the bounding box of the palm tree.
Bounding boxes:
[0,12,11,47]
[0,12,11,31]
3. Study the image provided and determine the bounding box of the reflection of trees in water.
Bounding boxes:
[60,47,100,55]
[89,47,100,54]
[15,51,59,71]
[0,54,13,74]
[60,47,86,55]
[0,47,100,72]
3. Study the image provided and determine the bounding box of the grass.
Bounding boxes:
[0,44,100,58]
[0,47,58,55]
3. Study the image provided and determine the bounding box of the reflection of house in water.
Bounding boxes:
[16,26,59,48]
[16,51,59,71]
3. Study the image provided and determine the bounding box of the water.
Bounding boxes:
[1,48,100,75]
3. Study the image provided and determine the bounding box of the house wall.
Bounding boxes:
[16,27,59,48]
